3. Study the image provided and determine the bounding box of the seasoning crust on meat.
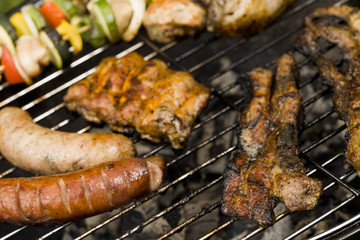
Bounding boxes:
[207,0,295,37]
[222,54,323,227]
[63,52,211,149]
[143,0,208,43]
[297,5,360,176]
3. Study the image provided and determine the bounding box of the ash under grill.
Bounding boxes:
[0,0,360,239]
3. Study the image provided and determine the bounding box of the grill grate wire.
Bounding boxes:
[0,0,359,239]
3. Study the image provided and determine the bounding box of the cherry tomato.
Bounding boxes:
[39,1,67,28]
[1,46,24,85]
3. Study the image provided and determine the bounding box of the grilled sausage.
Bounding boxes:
[0,107,136,175]
[0,156,166,225]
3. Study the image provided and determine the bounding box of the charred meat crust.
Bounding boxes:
[297,5,360,176]
[222,54,323,227]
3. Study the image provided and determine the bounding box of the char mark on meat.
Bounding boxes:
[222,54,323,227]
[64,52,211,149]
[296,5,360,176]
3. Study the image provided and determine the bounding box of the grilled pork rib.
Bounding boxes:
[297,5,360,175]
[222,67,274,225]
[222,54,323,227]
[63,52,210,149]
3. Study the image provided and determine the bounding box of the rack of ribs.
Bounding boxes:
[63,52,211,149]
[222,54,323,227]
[297,5,360,176]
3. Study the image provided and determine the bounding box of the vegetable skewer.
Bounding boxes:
[0,0,146,85]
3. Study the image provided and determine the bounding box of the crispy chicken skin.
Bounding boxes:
[207,0,295,37]
[297,5,360,176]
[143,0,207,43]
[222,54,323,227]
[64,52,210,149]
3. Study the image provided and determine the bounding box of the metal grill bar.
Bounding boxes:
[158,201,222,240]
[285,194,357,240]
[9,93,242,240]
[302,125,346,154]
[117,58,348,240]
[196,167,357,240]
[66,3,343,236]
[0,0,357,239]
[113,9,356,238]
[118,176,224,239]
[0,43,112,108]
[38,223,72,240]
[0,0,325,139]
[73,132,238,240]
[309,212,360,240]
[0,226,27,240]
[302,154,359,196]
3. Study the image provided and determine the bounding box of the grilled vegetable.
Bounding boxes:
[21,4,47,31]
[71,15,106,47]
[56,19,83,54]
[21,5,41,37]
[0,15,17,55]
[1,46,23,85]
[51,0,79,19]
[122,0,145,42]
[39,27,71,69]
[9,12,32,36]
[39,1,67,28]
[1,46,32,85]
[92,0,120,43]
[108,0,133,35]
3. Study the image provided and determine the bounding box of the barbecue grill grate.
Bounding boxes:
[0,0,359,239]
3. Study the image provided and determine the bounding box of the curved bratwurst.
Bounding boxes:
[0,107,136,175]
[0,156,166,225]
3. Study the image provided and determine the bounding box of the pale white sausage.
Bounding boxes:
[0,107,136,175]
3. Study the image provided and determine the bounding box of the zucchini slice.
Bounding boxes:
[71,15,106,48]
[92,0,120,43]
[0,25,16,56]
[0,14,17,55]
[21,4,47,31]
[39,28,71,69]
[21,5,41,37]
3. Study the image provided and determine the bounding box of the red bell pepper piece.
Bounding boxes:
[39,1,67,28]
[1,46,25,85]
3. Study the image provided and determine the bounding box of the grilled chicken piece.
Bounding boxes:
[207,0,295,37]
[143,0,207,43]
[64,52,210,149]
[297,5,360,175]
[222,54,323,227]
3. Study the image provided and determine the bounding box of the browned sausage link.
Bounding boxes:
[0,107,136,175]
[0,156,166,225]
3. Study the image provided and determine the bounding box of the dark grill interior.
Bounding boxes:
[1,0,360,239]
